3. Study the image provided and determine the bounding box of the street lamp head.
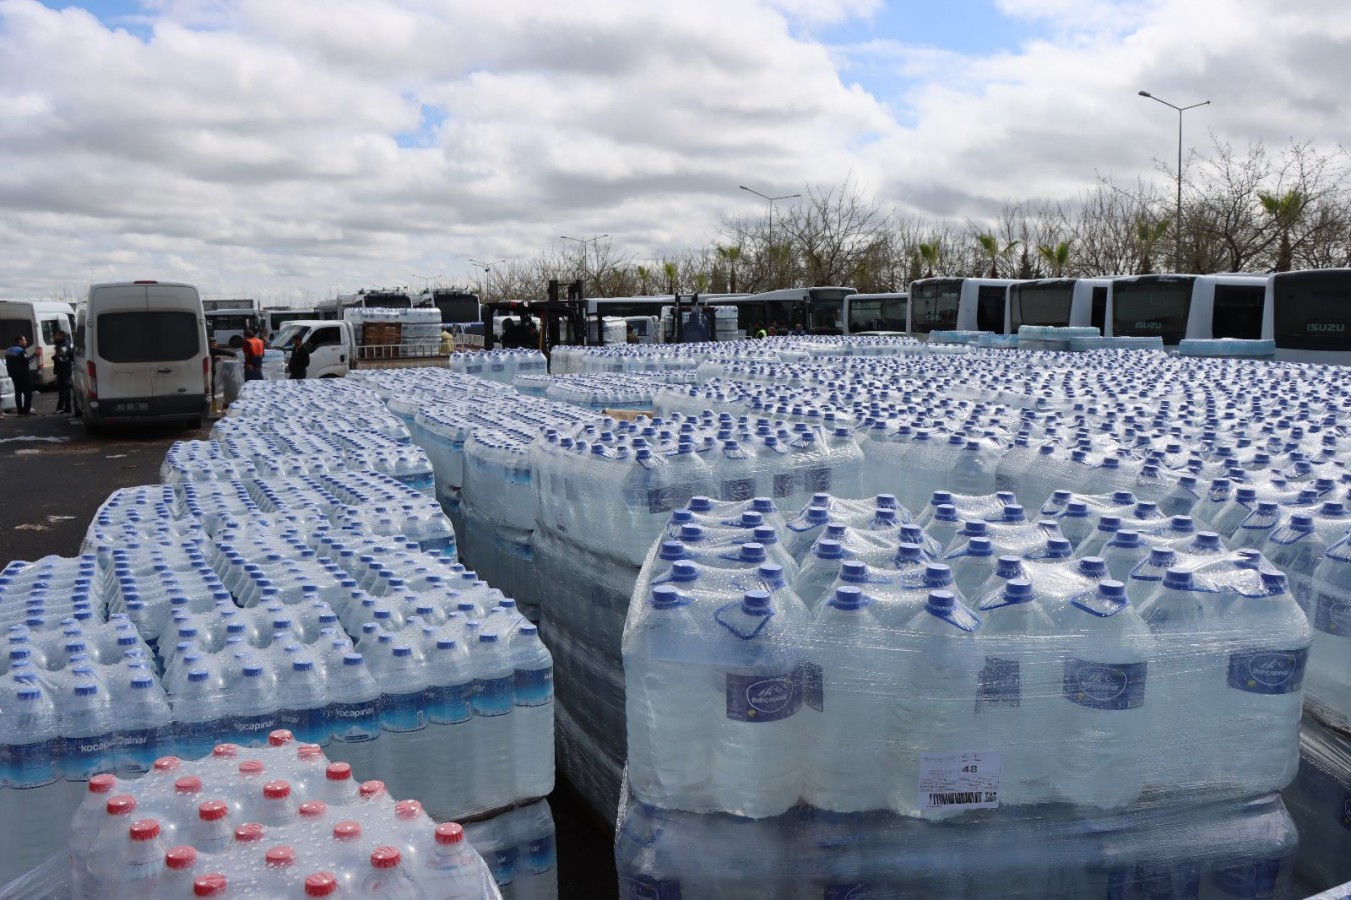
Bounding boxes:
[1138,90,1152,97]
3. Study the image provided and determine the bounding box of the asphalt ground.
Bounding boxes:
[0,385,617,899]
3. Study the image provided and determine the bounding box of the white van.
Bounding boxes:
[0,300,76,387]
[268,319,356,378]
[73,281,210,430]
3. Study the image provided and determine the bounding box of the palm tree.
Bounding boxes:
[976,233,1018,278]
[635,265,653,295]
[1037,241,1072,277]
[1258,189,1307,272]
[1135,218,1171,275]
[716,245,744,293]
[662,260,679,295]
[694,273,710,293]
[917,243,939,279]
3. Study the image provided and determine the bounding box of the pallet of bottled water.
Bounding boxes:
[0,731,503,898]
[449,350,548,384]
[1283,712,1351,894]
[1178,338,1278,359]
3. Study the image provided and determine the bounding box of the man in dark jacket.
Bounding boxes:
[5,334,35,416]
[287,334,310,380]
[52,329,74,414]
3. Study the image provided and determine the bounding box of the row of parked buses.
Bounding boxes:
[600,269,1351,364]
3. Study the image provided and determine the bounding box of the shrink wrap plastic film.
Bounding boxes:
[1285,713,1351,893]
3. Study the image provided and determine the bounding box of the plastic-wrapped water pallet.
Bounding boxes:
[927,330,986,345]
[1179,338,1278,359]
[1284,713,1351,894]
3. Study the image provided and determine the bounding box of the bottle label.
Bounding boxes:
[1226,648,1308,695]
[825,883,874,900]
[1314,592,1351,635]
[725,671,800,723]
[380,691,428,733]
[427,682,473,725]
[7,738,60,788]
[1136,863,1200,900]
[231,712,278,746]
[119,724,172,774]
[1206,858,1283,898]
[483,844,518,884]
[279,706,329,744]
[620,877,682,900]
[917,750,1002,811]
[328,700,380,742]
[977,657,1021,708]
[63,731,117,782]
[514,666,554,708]
[721,478,755,502]
[473,675,514,718]
[773,473,796,499]
[525,833,558,873]
[1062,658,1147,710]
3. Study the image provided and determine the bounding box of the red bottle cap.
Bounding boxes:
[234,823,265,844]
[212,743,241,758]
[263,780,292,800]
[175,776,203,795]
[304,872,338,897]
[369,845,401,869]
[106,795,137,816]
[265,845,296,868]
[435,822,465,845]
[394,799,423,820]
[193,874,228,897]
[198,800,229,822]
[358,780,386,799]
[325,762,351,782]
[267,729,295,747]
[88,774,118,794]
[296,743,323,760]
[238,760,265,777]
[299,800,328,819]
[130,819,161,841]
[332,820,362,842]
[166,846,198,870]
[153,756,181,773]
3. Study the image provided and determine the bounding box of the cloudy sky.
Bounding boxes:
[2,0,1349,303]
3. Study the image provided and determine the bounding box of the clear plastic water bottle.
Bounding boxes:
[108,817,167,898]
[278,656,329,747]
[117,674,174,778]
[418,822,484,899]
[62,679,119,810]
[326,652,381,778]
[471,632,515,811]
[711,590,806,818]
[361,845,424,899]
[1307,535,1351,728]
[230,662,279,748]
[1057,580,1151,809]
[376,645,430,805]
[510,625,554,801]
[423,638,475,818]
[173,668,228,761]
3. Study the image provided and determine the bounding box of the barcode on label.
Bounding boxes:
[928,791,992,806]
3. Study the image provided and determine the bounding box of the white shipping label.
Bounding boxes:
[918,750,1002,811]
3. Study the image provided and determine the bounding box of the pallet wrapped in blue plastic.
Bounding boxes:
[1284,713,1351,895]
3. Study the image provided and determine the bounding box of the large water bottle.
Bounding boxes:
[891,590,982,819]
[418,822,485,899]
[278,655,329,747]
[1231,501,1282,550]
[1307,535,1351,728]
[510,625,554,802]
[973,578,1060,807]
[173,668,227,761]
[376,644,430,805]
[624,584,714,811]
[231,661,279,748]
[944,536,996,599]
[117,674,173,778]
[949,440,998,496]
[471,632,516,810]
[1137,568,1217,794]
[0,682,65,884]
[711,590,805,818]
[326,651,382,778]
[804,586,888,812]
[1263,513,1322,614]
[1209,571,1310,795]
[513,800,559,900]
[1057,580,1152,809]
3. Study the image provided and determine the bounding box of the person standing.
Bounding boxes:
[51,329,74,414]
[242,329,265,381]
[287,334,310,380]
[5,334,35,416]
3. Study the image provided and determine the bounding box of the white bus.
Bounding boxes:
[0,300,75,386]
[842,292,909,334]
[1105,274,1268,344]
[906,277,1017,335]
[1266,268,1351,364]
[1006,278,1113,333]
[204,308,262,348]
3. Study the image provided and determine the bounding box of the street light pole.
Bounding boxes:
[560,235,609,294]
[411,273,442,294]
[1138,90,1210,272]
[739,185,801,232]
[468,258,505,299]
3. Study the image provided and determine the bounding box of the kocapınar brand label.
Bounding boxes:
[1062,658,1147,711]
[1226,648,1308,695]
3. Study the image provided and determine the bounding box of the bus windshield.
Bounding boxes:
[808,299,843,334]
[1009,283,1073,330]
[1272,272,1351,350]
[910,281,961,333]
[847,297,907,332]
[1112,279,1192,343]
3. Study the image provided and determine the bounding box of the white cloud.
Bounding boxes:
[0,0,1349,299]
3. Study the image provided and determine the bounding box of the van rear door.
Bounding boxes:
[93,284,204,418]
[146,284,204,412]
